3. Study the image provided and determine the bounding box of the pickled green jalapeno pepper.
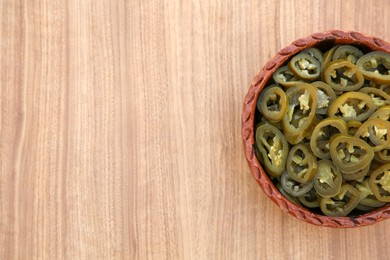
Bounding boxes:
[329,134,374,174]
[302,48,323,64]
[298,188,320,208]
[355,178,387,207]
[323,60,365,91]
[356,51,390,84]
[281,171,314,196]
[257,86,288,123]
[310,118,348,159]
[347,120,362,135]
[369,105,390,121]
[286,144,317,183]
[369,163,390,202]
[288,53,321,81]
[276,182,302,206]
[332,45,363,64]
[320,184,360,217]
[379,85,390,95]
[354,118,390,152]
[341,163,370,181]
[282,83,318,144]
[375,149,390,163]
[313,159,342,197]
[255,123,289,177]
[273,65,303,87]
[360,195,387,208]
[360,87,390,108]
[322,45,340,72]
[311,81,336,114]
[327,92,375,122]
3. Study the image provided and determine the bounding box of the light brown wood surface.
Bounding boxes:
[1,0,390,259]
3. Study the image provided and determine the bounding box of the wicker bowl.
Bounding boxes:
[242,30,390,227]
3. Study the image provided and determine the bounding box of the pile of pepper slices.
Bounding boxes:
[255,44,390,217]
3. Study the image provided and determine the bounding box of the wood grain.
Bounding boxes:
[1,0,390,259]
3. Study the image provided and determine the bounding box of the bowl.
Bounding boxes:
[242,30,390,227]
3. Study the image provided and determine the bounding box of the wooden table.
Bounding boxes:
[1,0,390,259]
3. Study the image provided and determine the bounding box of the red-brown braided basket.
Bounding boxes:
[242,30,390,227]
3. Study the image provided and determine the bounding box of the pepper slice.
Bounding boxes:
[375,149,390,163]
[288,53,321,81]
[322,45,340,72]
[323,60,364,91]
[341,163,370,181]
[302,48,323,64]
[356,51,390,84]
[255,123,289,177]
[327,92,375,122]
[369,105,390,120]
[332,45,363,64]
[360,87,390,108]
[282,83,318,144]
[276,182,302,206]
[347,120,362,135]
[379,85,390,95]
[281,171,314,196]
[257,85,288,123]
[354,178,387,208]
[311,81,336,114]
[298,188,320,208]
[273,65,303,87]
[286,144,317,183]
[354,118,390,152]
[329,134,374,174]
[320,184,360,217]
[369,163,390,202]
[313,159,342,197]
[310,118,348,159]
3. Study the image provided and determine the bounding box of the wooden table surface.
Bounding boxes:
[1,0,390,259]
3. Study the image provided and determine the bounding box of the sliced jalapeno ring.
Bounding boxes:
[329,134,374,174]
[369,105,390,121]
[310,118,348,159]
[327,92,375,122]
[276,183,302,206]
[313,159,342,197]
[341,163,370,181]
[289,53,321,80]
[322,45,340,72]
[298,188,320,208]
[286,144,317,183]
[347,120,362,135]
[360,195,388,207]
[323,60,364,91]
[273,65,303,87]
[379,85,390,95]
[356,51,390,84]
[360,87,390,108]
[282,83,318,144]
[354,118,390,152]
[258,86,288,123]
[356,204,376,211]
[281,171,314,197]
[311,81,336,114]
[369,163,390,202]
[255,123,289,177]
[375,149,390,163]
[332,45,363,64]
[320,184,360,217]
[302,48,323,64]
[355,180,386,208]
